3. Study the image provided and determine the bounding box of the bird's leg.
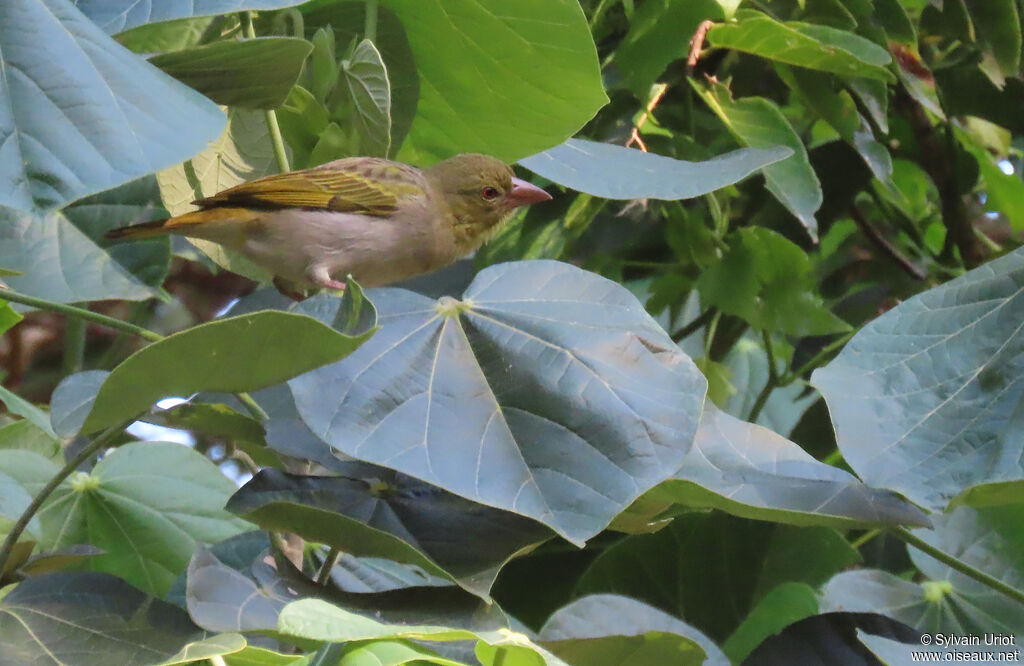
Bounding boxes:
[273,276,309,301]
[307,264,347,292]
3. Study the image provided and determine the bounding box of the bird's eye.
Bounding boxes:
[481,186,500,200]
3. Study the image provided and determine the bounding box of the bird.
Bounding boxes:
[106,153,552,298]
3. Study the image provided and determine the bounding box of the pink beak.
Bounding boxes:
[506,177,552,208]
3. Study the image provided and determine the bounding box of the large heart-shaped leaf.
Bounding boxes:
[812,245,1024,511]
[648,405,929,528]
[37,442,251,596]
[72,0,309,34]
[335,39,392,158]
[82,310,374,433]
[378,0,607,164]
[290,260,707,545]
[227,469,552,599]
[518,139,791,200]
[0,571,243,666]
[0,205,155,302]
[0,0,225,214]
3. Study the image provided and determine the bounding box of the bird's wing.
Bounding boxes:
[194,158,425,216]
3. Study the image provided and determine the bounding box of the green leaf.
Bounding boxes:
[0,385,56,440]
[149,38,313,109]
[614,0,725,96]
[308,122,351,166]
[0,470,41,541]
[934,67,1024,134]
[72,0,309,34]
[696,228,849,336]
[0,419,61,463]
[333,39,392,158]
[574,513,859,642]
[707,13,893,81]
[142,402,279,467]
[278,598,568,665]
[538,595,726,666]
[83,310,373,433]
[50,370,107,438]
[290,260,708,545]
[226,469,552,600]
[721,583,820,663]
[653,406,929,529]
[224,646,306,666]
[0,571,231,666]
[907,505,1024,632]
[0,206,155,303]
[338,640,467,666]
[379,0,608,164]
[0,0,225,214]
[812,245,1024,511]
[963,0,1022,80]
[518,139,791,200]
[114,16,216,53]
[0,302,21,337]
[157,107,285,281]
[39,441,251,596]
[874,0,917,44]
[692,81,823,239]
[957,128,1024,231]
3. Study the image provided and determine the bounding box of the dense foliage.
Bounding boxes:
[1,0,1023,664]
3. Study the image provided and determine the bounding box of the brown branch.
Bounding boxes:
[625,84,668,152]
[687,20,715,75]
[896,89,983,267]
[849,205,927,280]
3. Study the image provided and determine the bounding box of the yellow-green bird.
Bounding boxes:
[107,153,551,297]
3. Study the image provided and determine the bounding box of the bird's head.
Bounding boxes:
[425,153,552,249]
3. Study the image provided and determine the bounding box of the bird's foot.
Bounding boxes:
[308,266,347,293]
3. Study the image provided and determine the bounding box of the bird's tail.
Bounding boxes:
[105,219,171,241]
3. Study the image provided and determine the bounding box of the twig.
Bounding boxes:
[687,20,715,75]
[626,84,668,152]
[0,287,163,342]
[849,205,927,280]
[672,307,717,343]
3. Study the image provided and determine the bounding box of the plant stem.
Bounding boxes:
[237,392,269,421]
[849,528,880,550]
[588,0,612,29]
[704,311,721,358]
[63,316,86,374]
[0,288,163,342]
[892,527,1024,606]
[0,419,133,573]
[242,12,291,173]
[747,376,774,424]
[781,331,855,385]
[762,330,779,384]
[672,307,716,343]
[364,0,378,42]
[315,547,342,585]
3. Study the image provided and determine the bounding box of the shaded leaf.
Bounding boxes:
[574,513,860,642]
[0,385,56,440]
[227,469,552,599]
[538,595,726,666]
[40,442,251,596]
[0,420,61,463]
[333,39,392,158]
[290,260,707,545]
[0,0,225,214]
[0,303,21,336]
[338,640,466,666]
[50,370,108,438]
[0,571,221,666]
[693,81,823,239]
[963,0,1021,80]
[82,310,373,433]
[150,38,313,109]
[812,245,1024,511]
[722,583,820,663]
[518,139,791,200]
[696,229,850,336]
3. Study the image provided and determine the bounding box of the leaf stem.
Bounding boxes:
[0,419,134,574]
[242,12,291,173]
[672,307,716,343]
[781,331,855,385]
[0,288,163,342]
[703,310,721,358]
[236,392,269,421]
[892,527,1024,606]
[364,0,378,42]
[315,547,342,585]
[849,528,880,550]
[63,316,86,375]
